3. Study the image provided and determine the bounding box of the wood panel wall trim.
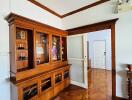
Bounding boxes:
[62,0,110,18]
[67,18,118,35]
[28,0,110,18]
[116,96,128,100]
[66,18,118,99]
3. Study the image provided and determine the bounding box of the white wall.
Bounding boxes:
[116,11,132,98]
[0,0,63,100]
[10,0,64,29]
[88,29,112,70]
[62,1,132,98]
[0,0,10,100]
[0,0,132,99]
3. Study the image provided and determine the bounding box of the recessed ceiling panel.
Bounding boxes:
[35,0,100,15]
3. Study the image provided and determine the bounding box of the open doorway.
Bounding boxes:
[67,19,118,99]
[88,29,112,70]
[87,29,112,100]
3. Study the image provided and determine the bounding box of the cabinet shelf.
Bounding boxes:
[16,39,27,42]
[17,67,31,72]
[16,59,28,62]
[16,49,28,51]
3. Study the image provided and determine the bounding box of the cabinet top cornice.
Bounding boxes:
[5,13,68,36]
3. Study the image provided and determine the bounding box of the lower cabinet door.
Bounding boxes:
[64,79,70,88]
[23,83,38,100]
[54,82,64,96]
[40,89,54,100]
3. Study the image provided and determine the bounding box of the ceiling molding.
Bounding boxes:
[62,0,110,18]
[28,0,62,18]
[28,0,110,18]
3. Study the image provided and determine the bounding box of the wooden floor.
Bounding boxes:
[54,69,112,100]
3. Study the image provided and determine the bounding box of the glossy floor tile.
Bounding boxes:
[54,69,112,100]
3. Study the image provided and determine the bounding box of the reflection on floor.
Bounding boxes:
[54,69,112,100]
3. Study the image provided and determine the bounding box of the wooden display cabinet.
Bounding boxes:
[6,13,70,100]
[6,13,68,81]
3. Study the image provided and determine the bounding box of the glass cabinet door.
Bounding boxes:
[41,77,52,91]
[36,32,49,65]
[23,83,38,100]
[16,27,34,72]
[52,36,61,61]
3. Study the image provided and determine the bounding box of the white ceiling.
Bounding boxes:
[35,0,100,15]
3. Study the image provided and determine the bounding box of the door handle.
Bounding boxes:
[104,52,106,55]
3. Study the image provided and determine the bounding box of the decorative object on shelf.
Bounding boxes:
[52,37,57,60]
[18,44,25,50]
[36,46,44,55]
[52,36,61,61]
[17,30,26,40]
[18,52,27,61]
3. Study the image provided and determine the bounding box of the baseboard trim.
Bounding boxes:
[116,96,128,100]
[71,80,87,89]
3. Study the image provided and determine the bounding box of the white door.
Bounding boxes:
[67,34,88,88]
[93,40,106,69]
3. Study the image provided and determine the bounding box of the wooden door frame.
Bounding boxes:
[67,18,118,99]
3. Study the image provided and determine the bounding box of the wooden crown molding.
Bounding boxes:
[28,0,110,18]
[62,0,110,18]
[28,0,62,18]
[67,18,118,35]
